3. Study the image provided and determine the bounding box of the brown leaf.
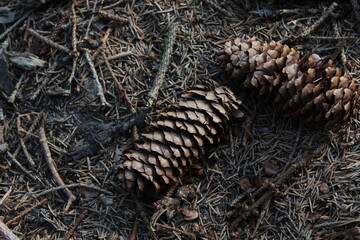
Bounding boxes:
[181,207,199,221]
[319,183,329,194]
[262,161,279,176]
[239,178,252,191]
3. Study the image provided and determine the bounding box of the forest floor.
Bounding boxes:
[0,0,359,239]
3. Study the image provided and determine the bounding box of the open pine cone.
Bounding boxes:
[216,37,359,128]
[118,84,242,194]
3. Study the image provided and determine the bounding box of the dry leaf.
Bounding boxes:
[262,161,279,176]
[239,178,252,191]
[181,207,199,221]
[319,183,329,194]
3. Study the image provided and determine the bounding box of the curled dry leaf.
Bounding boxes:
[239,177,252,191]
[181,207,199,221]
[319,182,330,194]
[262,161,279,176]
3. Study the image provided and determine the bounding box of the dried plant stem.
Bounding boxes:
[0,220,19,240]
[39,124,76,212]
[8,74,25,104]
[99,10,128,24]
[292,2,337,41]
[147,25,177,107]
[64,209,90,240]
[230,147,325,228]
[27,28,72,54]
[155,223,196,239]
[350,0,360,31]
[0,11,31,41]
[71,0,79,57]
[129,216,140,240]
[101,52,134,112]
[34,183,112,198]
[6,151,36,180]
[95,51,132,67]
[84,50,110,107]
[19,138,35,166]
[6,198,48,225]
[201,0,231,17]
[332,19,348,71]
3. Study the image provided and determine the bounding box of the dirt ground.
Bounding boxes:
[0,0,359,239]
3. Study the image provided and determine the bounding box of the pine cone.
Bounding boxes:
[217,37,359,128]
[118,85,242,193]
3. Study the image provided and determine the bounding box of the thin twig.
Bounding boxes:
[101,52,134,112]
[34,183,113,198]
[99,10,128,24]
[94,51,132,67]
[19,138,35,166]
[6,151,36,180]
[147,25,177,107]
[0,11,32,41]
[84,50,110,107]
[7,74,25,104]
[129,215,140,240]
[64,209,90,240]
[155,223,197,239]
[332,19,348,71]
[202,0,232,17]
[350,0,360,32]
[0,220,19,240]
[291,2,338,42]
[68,0,79,83]
[39,123,76,212]
[71,0,79,57]
[27,28,72,54]
[6,198,48,225]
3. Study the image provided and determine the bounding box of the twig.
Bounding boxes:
[290,2,338,42]
[129,215,140,240]
[332,19,348,71]
[40,11,68,55]
[0,220,19,240]
[39,123,76,212]
[68,0,79,83]
[6,151,36,180]
[147,25,177,107]
[155,223,197,239]
[229,147,325,228]
[99,10,128,24]
[71,0,79,57]
[27,28,72,54]
[64,209,90,240]
[101,52,134,112]
[6,198,48,225]
[350,0,360,32]
[84,0,98,39]
[95,51,133,67]
[309,35,359,40]
[0,11,32,41]
[34,183,113,198]
[7,74,25,104]
[201,0,232,17]
[19,138,35,166]
[84,50,110,107]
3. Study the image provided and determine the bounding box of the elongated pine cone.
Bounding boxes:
[217,37,359,128]
[118,85,242,193]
